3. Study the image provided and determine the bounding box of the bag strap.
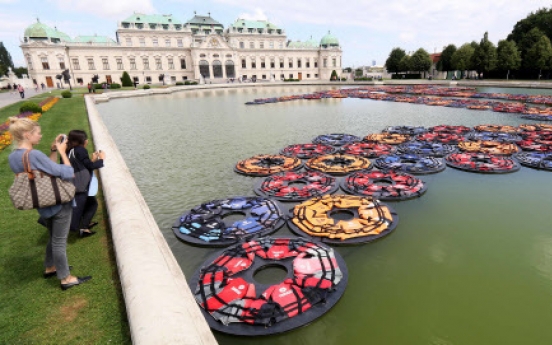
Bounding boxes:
[22,149,35,180]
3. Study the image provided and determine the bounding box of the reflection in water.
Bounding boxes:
[98,86,552,345]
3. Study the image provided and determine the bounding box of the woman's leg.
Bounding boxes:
[81,196,98,228]
[70,193,88,231]
[50,203,72,279]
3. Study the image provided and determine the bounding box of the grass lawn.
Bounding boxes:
[0,88,131,344]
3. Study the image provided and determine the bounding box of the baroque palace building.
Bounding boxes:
[20,13,342,87]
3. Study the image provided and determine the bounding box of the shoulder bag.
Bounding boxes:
[8,149,76,210]
[68,148,91,193]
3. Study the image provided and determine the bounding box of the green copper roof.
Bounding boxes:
[24,20,72,42]
[122,13,182,25]
[185,15,223,27]
[320,31,339,46]
[73,35,116,43]
[305,36,319,47]
[231,19,279,30]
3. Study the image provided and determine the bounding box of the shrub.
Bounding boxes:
[354,77,373,81]
[61,91,72,98]
[19,101,42,114]
[189,81,198,85]
[121,71,133,87]
[284,78,300,82]
[143,85,150,89]
[330,70,338,81]
[341,78,347,81]
[175,82,184,85]
[93,83,102,90]
[110,83,121,89]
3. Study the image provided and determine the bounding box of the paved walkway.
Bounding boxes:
[0,88,53,109]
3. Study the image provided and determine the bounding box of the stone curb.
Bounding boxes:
[84,96,218,345]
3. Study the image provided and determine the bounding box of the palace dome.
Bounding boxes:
[320,31,339,48]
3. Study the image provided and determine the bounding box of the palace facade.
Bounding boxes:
[20,13,343,87]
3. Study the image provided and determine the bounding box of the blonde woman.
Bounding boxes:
[8,117,92,290]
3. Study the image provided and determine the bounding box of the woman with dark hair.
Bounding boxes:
[66,130,105,237]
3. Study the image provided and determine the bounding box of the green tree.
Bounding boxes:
[385,47,406,74]
[0,42,14,76]
[525,35,552,79]
[355,68,363,77]
[451,43,476,77]
[471,32,497,77]
[121,71,133,87]
[398,55,411,73]
[330,70,338,81]
[13,67,28,78]
[438,44,457,71]
[519,27,546,67]
[508,8,552,45]
[410,48,432,73]
[496,40,521,79]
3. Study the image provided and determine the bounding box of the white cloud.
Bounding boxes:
[237,8,268,21]
[47,0,157,20]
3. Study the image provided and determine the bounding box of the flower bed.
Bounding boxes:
[0,97,59,152]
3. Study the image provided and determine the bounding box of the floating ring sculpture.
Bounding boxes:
[518,124,540,133]
[280,144,336,159]
[520,114,552,122]
[382,126,427,136]
[306,154,372,175]
[312,133,361,146]
[191,237,348,335]
[516,139,552,152]
[474,125,518,133]
[445,153,520,173]
[172,197,285,246]
[465,131,521,142]
[288,194,399,244]
[339,142,396,158]
[374,154,446,174]
[429,125,471,134]
[363,133,411,145]
[235,154,303,176]
[397,141,456,157]
[255,171,339,202]
[341,170,427,201]
[515,152,552,171]
[458,140,520,155]
[416,132,465,144]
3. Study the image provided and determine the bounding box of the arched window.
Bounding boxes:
[212,60,223,78]
[199,60,210,78]
[225,60,235,78]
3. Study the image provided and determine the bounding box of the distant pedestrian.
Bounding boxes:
[17,84,25,98]
[41,83,45,90]
[87,83,92,93]
[34,83,39,92]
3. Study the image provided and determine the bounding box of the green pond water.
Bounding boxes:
[97,85,552,345]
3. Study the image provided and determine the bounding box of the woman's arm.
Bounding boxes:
[75,146,104,170]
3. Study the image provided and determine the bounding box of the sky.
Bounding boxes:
[1,0,551,69]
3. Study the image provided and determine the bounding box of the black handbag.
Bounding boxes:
[68,148,91,193]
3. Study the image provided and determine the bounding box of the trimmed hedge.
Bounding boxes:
[61,91,72,98]
[284,79,300,82]
[184,81,198,85]
[19,101,42,114]
[143,85,151,89]
[175,82,184,85]
[110,83,121,89]
[392,73,422,79]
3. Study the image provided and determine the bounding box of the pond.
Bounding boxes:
[97,85,552,345]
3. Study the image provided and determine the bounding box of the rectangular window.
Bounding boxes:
[182,76,188,80]
[177,39,183,47]
[87,58,95,70]
[280,61,284,68]
[155,58,162,70]
[262,75,266,79]
[315,74,318,78]
[289,74,293,79]
[130,58,137,70]
[251,61,256,69]
[323,59,327,68]
[315,61,318,68]
[76,78,83,84]
[116,58,123,70]
[260,42,264,49]
[242,59,246,68]
[261,62,266,68]
[146,76,152,83]
[280,74,284,80]
[102,58,109,70]
[279,42,283,49]
[298,59,302,68]
[126,38,132,46]
[165,39,171,47]
[58,57,65,70]
[307,74,310,78]
[180,58,186,69]
[153,38,158,47]
[269,41,274,48]
[270,61,275,68]
[41,57,50,70]
[140,38,145,47]
[143,57,150,70]
[249,42,254,49]
[72,58,80,70]
[168,58,174,70]
[239,41,244,49]
[332,58,336,67]
[306,61,310,68]
[27,56,33,70]
[288,60,293,68]
[171,76,176,82]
